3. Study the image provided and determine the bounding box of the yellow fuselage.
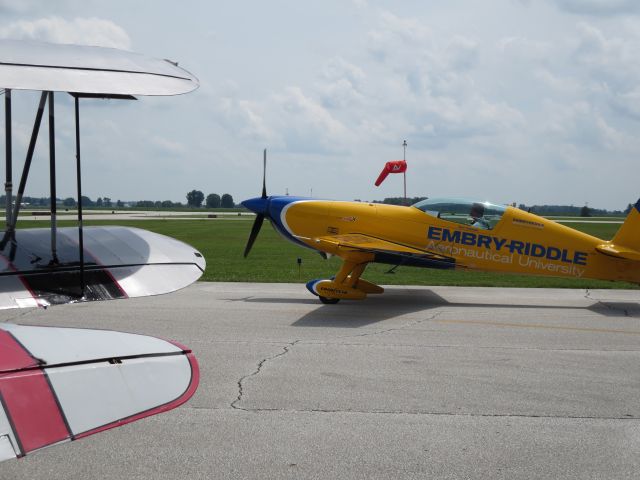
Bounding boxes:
[281,200,639,284]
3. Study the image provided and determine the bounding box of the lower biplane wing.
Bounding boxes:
[0,323,199,462]
[0,226,205,309]
[312,233,456,269]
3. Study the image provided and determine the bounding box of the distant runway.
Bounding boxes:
[2,283,639,479]
[18,210,253,221]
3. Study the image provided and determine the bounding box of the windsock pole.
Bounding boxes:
[403,140,407,205]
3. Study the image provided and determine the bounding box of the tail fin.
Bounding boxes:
[596,199,640,261]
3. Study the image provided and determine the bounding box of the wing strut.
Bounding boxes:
[74,95,85,297]
[0,91,47,256]
[4,88,11,226]
[48,91,59,265]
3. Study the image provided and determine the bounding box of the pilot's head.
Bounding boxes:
[470,203,485,218]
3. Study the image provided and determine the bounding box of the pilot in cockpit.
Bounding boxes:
[470,203,490,230]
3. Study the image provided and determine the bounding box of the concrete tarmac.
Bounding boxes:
[1,282,639,479]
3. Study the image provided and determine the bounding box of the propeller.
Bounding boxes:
[243,149,268,258]
[243,211,264,258]
[261,148,267,199]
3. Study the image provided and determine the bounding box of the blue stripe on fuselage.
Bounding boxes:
[267,196,317,251]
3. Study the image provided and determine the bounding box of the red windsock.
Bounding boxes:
[374,160,407,186]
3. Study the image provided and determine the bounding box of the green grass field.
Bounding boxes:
[2,216,637,289]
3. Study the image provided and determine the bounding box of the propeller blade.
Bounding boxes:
[243,213,265,258]
[261,148,267,199]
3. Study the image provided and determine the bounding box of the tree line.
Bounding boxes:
[0,193,237,209]
[186,190,235,208]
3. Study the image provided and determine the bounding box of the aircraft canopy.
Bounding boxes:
[412,197,506,230]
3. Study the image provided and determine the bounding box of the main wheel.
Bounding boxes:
[319,296,340,304]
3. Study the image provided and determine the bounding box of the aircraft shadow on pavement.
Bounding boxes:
[242,289,640,328]
[588,301,640,317]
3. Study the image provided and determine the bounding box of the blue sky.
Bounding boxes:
[1,0,640,209]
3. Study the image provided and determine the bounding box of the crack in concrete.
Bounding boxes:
[585,289,630,317]
[231,340,300,410]
[336,310,444,340]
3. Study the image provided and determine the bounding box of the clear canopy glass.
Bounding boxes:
[412,198,506,230]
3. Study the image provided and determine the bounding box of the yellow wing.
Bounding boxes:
[313,234,424,253]
[310,233,455,269]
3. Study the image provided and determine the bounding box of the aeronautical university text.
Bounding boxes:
[427,226,588,277]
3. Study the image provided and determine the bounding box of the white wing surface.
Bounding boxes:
[0,323,199,462]
[0,39,198,95]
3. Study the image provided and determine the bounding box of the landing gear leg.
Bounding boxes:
[305,254,379,303]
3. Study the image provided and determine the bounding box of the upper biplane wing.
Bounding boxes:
[0,323,199,462]
[0,39,198,96]
[312,233,455,269]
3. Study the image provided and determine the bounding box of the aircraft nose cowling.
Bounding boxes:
[241,197,269,215]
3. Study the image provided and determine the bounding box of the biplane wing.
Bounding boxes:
[0,323,198,462]
[0,39,202,461]
[0,39,202,307]
[0,39,198,96]
[0,226,205,309]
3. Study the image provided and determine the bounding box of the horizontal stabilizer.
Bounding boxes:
[595,244,640,261]
[0,323,199,462]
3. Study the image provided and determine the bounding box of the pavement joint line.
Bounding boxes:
[187,405,640,421]
[297,341,640,352]
[437,318,640,335]
[231,339,301,411]
[188,339,292,346]
[186,339,640,353]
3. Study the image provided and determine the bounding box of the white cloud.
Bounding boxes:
[318,57,366,108]
[351,0,368,8]
[150,136,186,156]
[0,16,131,49]
[271,87,350,153]
[610,87,640,120]
[216,96,274,144]
[552,0,640,16]
[446,36,479,71]
[214,86,349,154]
[367,11,432,63]
[543,101,624,150]
[499,36,553,61]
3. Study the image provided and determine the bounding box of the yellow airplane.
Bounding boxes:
[242,152,640,303]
